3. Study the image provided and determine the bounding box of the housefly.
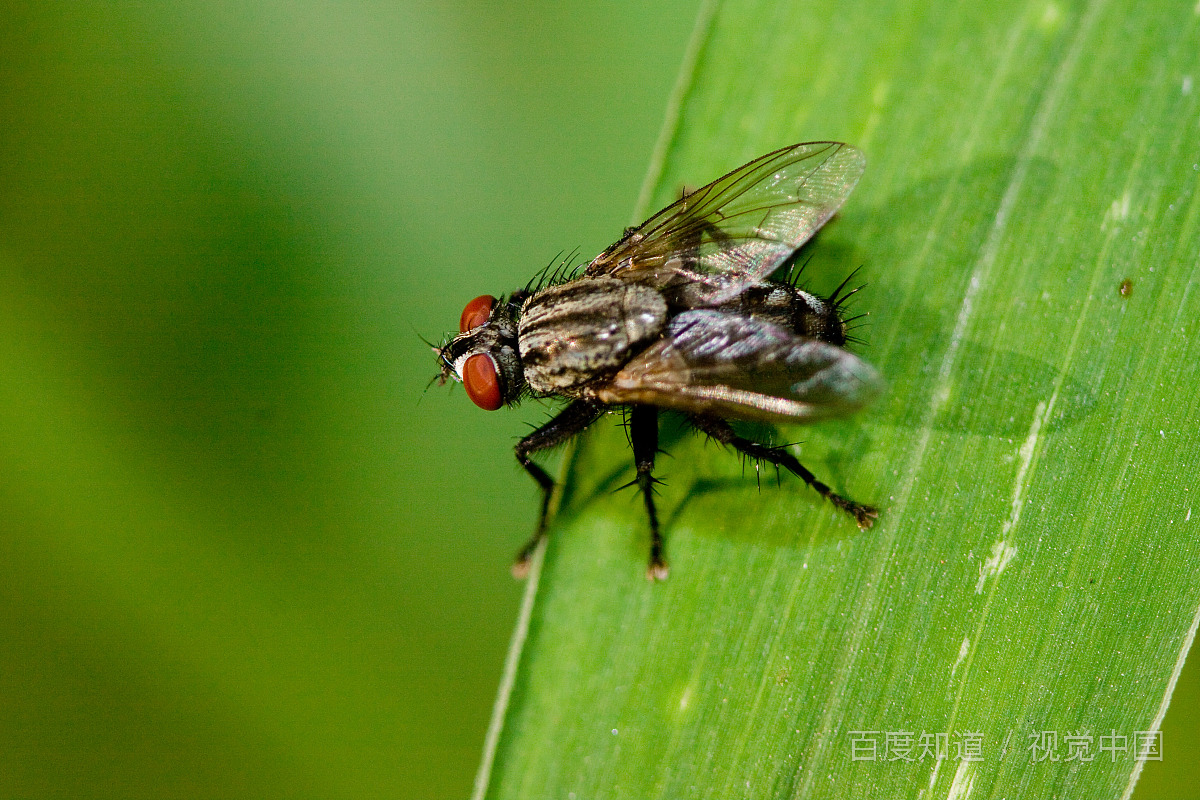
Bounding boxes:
[435,142,883,580]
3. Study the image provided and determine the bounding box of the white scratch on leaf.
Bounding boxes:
[1115,190,1131,219]
[951,636,971,679]
[974,400,1045,592]
[677,681,695,713]
[946,760,976,800]
[1003,400,1047,537]
[1103,191,1132,229]
[925,757,944,794]
[976,540,1018,593]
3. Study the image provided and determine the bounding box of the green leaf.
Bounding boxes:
[478,0,1200,797]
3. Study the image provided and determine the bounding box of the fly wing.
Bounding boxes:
[597,311,882,424]
[585,142,865,306]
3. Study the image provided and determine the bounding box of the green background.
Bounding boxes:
[1,2,1196,799]
[0,2,696,798]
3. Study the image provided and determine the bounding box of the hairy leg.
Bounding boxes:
[689,415,878,528]
[512,401,604,577]
[629,405,667,581]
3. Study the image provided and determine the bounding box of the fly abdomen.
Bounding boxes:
[519,277,667,393]
[712,282,847,346]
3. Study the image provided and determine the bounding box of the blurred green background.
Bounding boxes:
[0,2,699,797]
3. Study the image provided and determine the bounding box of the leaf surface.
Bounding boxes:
[480,1,1200,797]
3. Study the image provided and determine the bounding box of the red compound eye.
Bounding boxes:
[459,295,496,333]
[463,353,502,410]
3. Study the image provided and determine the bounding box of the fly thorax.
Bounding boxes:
[518,277,667,393]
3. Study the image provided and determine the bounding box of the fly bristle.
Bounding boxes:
[536,247,583,291]
[524,248,585,293]
[618,406,634,446]
[843,314,870,347]
[415,329,440,350]
[420,373,443,403]
[524,251,566,294]
[783,254,816,288]
[827,266,865,311]
[512,383,535,407]
[434,334,454,367]
[833,284,866,310]
[614,474,666,496]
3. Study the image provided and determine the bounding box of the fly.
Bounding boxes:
[435,142,883,580]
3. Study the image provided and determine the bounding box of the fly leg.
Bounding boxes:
[689,415,878,529]
[512,400,603,578]
[629,405,668,581]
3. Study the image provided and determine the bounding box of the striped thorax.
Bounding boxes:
[518,277,667,395]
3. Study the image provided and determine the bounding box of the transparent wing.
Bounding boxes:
[597,311,882,424]
[585,142,865,306]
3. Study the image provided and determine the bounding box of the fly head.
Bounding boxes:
[436,292,528,410]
